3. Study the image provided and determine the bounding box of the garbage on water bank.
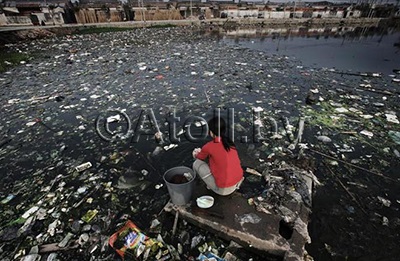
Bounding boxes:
[109,220,169,260]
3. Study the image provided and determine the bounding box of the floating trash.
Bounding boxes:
[360,130,374,138]
[75,162,92,172]
[0,25,399,261]
[317,135,332,143]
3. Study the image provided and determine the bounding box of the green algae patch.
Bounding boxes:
[0,51,31,73]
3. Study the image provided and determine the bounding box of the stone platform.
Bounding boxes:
[164,169,314,261]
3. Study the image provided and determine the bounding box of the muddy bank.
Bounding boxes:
[0,28,75,45]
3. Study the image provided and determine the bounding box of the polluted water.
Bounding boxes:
[0,25,399,260]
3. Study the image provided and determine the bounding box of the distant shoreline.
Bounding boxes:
[0,17,387,31]
[0,17,397,46]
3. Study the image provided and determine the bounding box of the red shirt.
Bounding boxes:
[196,137,243,188]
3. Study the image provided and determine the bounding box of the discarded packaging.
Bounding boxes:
[109,220,168,259]
[81,209,98,223]
[58,232,74,248]
[1,194,15,204]
[75,162,92,172]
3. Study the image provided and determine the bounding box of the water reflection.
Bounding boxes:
[222,25,399,42]
[215,25,400,74]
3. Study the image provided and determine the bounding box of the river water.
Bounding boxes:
[221,25,400,75]
[0,25,399,260]
[221,24,400,260]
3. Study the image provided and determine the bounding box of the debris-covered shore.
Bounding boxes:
[0,26,399,260]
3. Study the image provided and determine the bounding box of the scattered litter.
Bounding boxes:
[317,135,332,143]
[360,130,373,138]
[75,162,92,172]
[163,144,178,151]
[198,252,225,261]
[253,106,264,112]
[109,220,170,259]
[58,232,74,248]
[335,107,349,113]
[245,167,262,176]
[0,25,398,261]
[385,114,399,124]
[389,131,400,145]
[382,216,389,226]
[81,209,98,223]
[1,194,15,204]
[235,213,262,226]
[107,114,121,123]
[26,121,36,127]
[21,206,39,219]
[378,196,391,207]
[194,120,207,127]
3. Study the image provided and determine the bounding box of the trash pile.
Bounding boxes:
[249,164,317,242]
[0,26,399,260]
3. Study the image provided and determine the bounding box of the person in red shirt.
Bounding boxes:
[192,117,244,196]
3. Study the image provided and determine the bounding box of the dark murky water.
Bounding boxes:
[221,25,400,75]
[0,25,399,260]
[221,25,400,260]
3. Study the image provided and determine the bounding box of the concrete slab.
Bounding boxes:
[164,171,312,261]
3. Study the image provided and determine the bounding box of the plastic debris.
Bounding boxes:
[75,162,92,172]
[245,167,262,176]
[385,114,399,124]
[389,131,400,145]
[360,130,373,138]
[58,232,74,248]
[81,210,98,223]
[198,252,225,261]
[78,233,90,246]
[334,107,349,113]
[382,216,389,226]
[377,196,391,207]
[163,144,178,151]
[0,24,399,261]
[47,220,60,237]
[1,194,15,204]
[21,206,39,219]
[317,136,332,143]
[109,220,169,259]
[235,213,262,226]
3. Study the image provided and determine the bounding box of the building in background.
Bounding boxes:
[1,0,73,25]
[0,0,397,26]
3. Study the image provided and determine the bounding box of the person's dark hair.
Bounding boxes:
[207,117,236,152]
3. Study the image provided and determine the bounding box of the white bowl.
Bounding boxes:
[196,195,214,209]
